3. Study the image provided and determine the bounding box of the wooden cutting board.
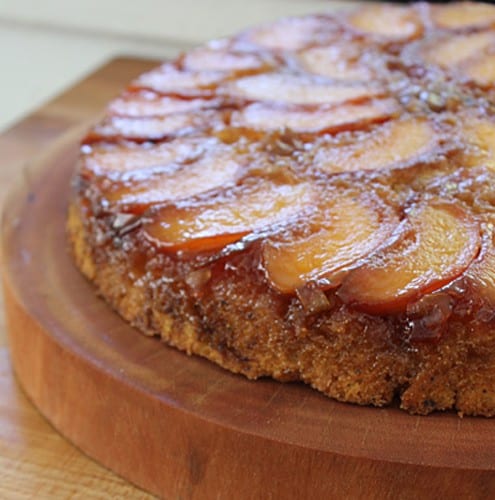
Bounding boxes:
[3,57,495,499]
[0,58,157,499]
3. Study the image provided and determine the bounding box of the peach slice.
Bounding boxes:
[262,191,398,293]
[347,5,422,41]
[80,137,212,179]
[423,32,495,68]
[297,45,374,81]
[131,65,224,96]
[313,118,438,174]
[431,2,495,31]
[338,201,481,314]
[466,224,495,305]
[181,45,266,72]
[245,15,335,51]
[102,150,242,214]
[231,99,398,134]
[462,53,495,86]
[143,181,314,252]
[108,91,221,117]
[463,117,495,169]
[227,73,382,106]
[84,111,220,143]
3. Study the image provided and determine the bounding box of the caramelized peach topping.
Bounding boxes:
[181,45,267,72]
[81,137,213,178]
[232,98,398,134]
[462,53,495,86]
[85,111,221,143]
[80,4,492,321]
[263,190,399,293]
[465,223,495,306]
[131,65,225,95]
[314,118,439,174]
[338,201,481,314]
[227,73,383,106]
[463,117,495,169]
[347,5,422,41]
[143,181,314,252]
[423,31,495,68]
[298,45,375,81]
[102,149,243,214]
[430,2,495,31]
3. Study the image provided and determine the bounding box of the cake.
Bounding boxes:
[68,2,495,416]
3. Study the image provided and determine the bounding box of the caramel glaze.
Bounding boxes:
[70,2,495,415]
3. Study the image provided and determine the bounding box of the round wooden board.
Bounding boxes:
[3,132,495,499]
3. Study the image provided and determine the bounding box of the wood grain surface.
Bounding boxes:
[0,57,157,499]
[2,58,495,500]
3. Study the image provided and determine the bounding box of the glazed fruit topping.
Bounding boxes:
[466,224,495,306]
[231,98,399,134]
[461,53,495,86]
[297,45,376,81]
[430,2,495,31]
[262,189,399,293]
[338,201,481,314]
[180,44,269,72]
[84,111,222,143]
[80,2,495,321]
[313,118,440,174]
[463,117,495,169]
[131,65,225,96]
[347,5,423,41]
[244,15,337,51]
[143,181,314,252]
[101,146,243,214]
[226,73,383,106]
[423,31,495,69]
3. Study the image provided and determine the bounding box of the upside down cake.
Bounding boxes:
[68,2,495,416]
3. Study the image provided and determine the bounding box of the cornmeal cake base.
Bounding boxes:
[69,2,495,416]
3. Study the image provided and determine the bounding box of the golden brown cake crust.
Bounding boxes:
[69,2,495,416]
